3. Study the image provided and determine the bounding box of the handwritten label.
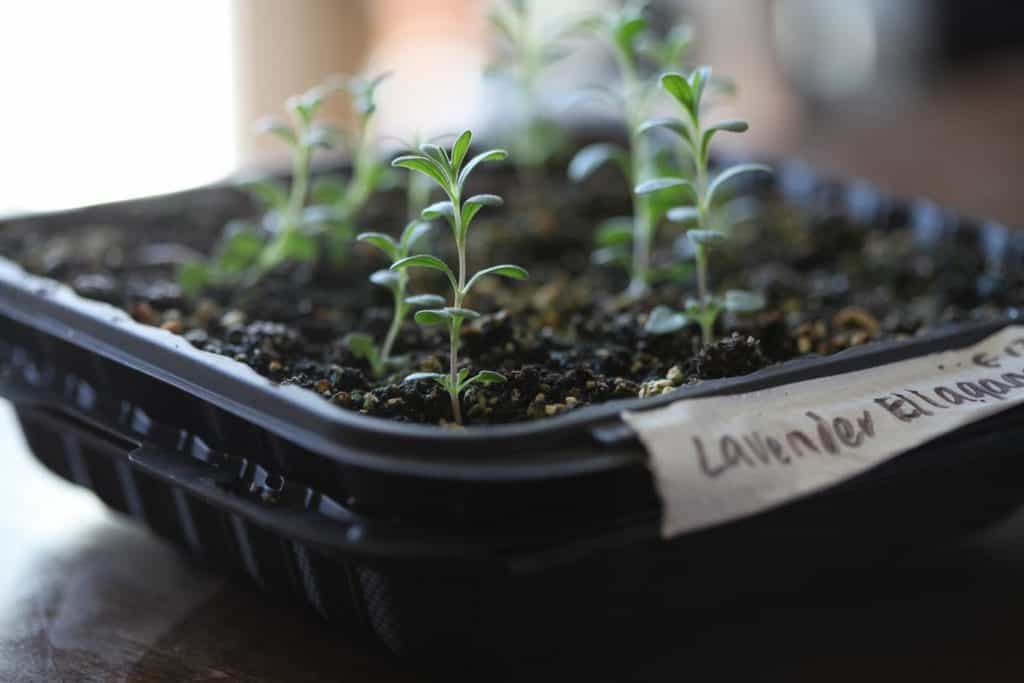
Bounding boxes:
[623,326,1024,538]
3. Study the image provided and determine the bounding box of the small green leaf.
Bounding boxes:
[392,155,450,189]
[445,306,480,320]
[422,200,456,222]
[690,66,712,108]
[310,176,348,205]
[343,332,378,359]
[450,130,473,171]
[706,163,773,207]
[413,309,449,326]
[595,217,633,247]
[612,13,647,58]
[725,290,765,314]
[178,261,210,299]
[462,194,504,235]
[419,143,451,169]
[357,232,399,260]
[645,305,688,335]
[568,143,627,183]
[457,148,508,187]
[405,294,446,308]
[391,254,457,290]
[255,117,297,146]
[464,264,528,294]
[242,178,289,210]
[687,230,728,248]
[666,206,700,223]
[303,124,337,149]
[636,117,692,144]
[369,269,401,289]
[460,369,507,391]
[404,372,448,387]
[635,177,695,197]
[700,119,749,160]
[215,228,265,273]
[660,73,694,113]
[399,221,432,254]
[259,230,318,270]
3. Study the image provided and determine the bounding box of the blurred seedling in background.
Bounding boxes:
[487,0,587,184]
[179,79,344,296]
[567,3,699,297]
[390,131,528,425]
[636,67,771,345]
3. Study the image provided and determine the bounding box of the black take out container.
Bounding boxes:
[2,163,1024,659]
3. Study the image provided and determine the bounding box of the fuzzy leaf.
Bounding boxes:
[635,177,695,197]
[422,200,456,222]
[457,149,508,187]
[243,178,289,210]
[255,117,297,146]
[357,232,399,260]
[310,176,348,205]
[687,229,728,248]
[690,66,712,108]
[404,371,448,387]
[666,206,700,223]
[419,143,450,168]
[405,294,446,308]
[451,130,473,171]
[460,370,507,391]
[612,13,647,58]
[724,289,765,314]
[568,143,627,183]
[462,194,504,235]
[645,305,688,335]
[216,229,265,273]
[259,230,317,270]
[595,217,633,247]
[413,309,449,326]
[369,269,401,289]
[178,261,209,299]
[399,221,432,254]
[660,73,695,113]
[637,117,692,145]
[706,163,773,207]
[464,264,528,294]
[445,306,480,320]
[700,119,749,160]
[392,155,450,189]
[303,124,337,149]
[343,332,378,359]
[391,254,457,290]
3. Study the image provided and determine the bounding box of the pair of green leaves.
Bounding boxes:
[645,290,764,336]
[405,367,507,394]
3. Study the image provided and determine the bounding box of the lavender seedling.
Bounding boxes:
[390,131,528,425]
[347,221,445,377]
[636,68,771,345]
[178,81,342,296]
[308,73,394,266]
[568,5,695,297]
[487,0,577,180]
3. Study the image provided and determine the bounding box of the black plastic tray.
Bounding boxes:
[2,163,1023,658]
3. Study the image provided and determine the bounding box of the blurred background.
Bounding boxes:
[1,0,1022,223]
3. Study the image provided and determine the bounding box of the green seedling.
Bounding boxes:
[348,221,445,377]
[636,67,771,345]
[178,81,343,296]
[389,130,528,425]
[306,72,394,266]
[487,0,579,180]
[568,4,696,297]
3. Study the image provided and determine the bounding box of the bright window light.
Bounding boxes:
[0,1,236,214]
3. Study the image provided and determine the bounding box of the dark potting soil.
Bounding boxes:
[1,162,1017,426]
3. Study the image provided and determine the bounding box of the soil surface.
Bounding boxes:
[1,155,1019,426]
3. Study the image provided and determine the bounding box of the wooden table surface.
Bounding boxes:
[4,56,1024,683]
